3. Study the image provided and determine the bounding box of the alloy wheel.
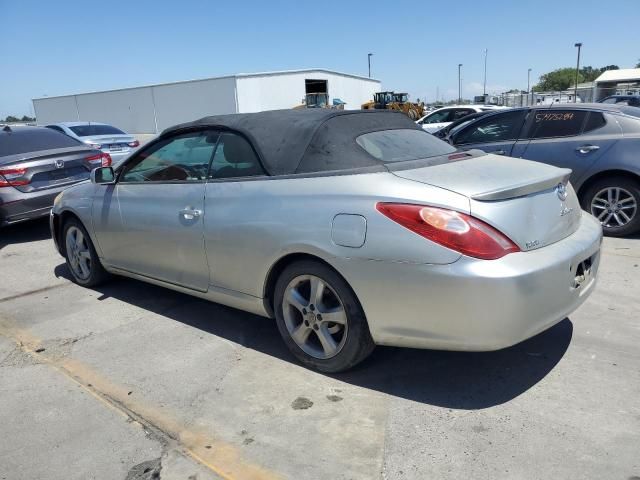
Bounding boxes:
[590,187,637,229]
[281,274,348,360]
[65,226,92,280]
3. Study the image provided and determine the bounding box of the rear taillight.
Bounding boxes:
[86,152,112,167]
[376,203,520,260]
[0,167,29,188]
[128,140,140,148]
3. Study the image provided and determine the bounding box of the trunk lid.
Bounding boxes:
[81,134,136,155]
[391,154,582,251]
[0,146,95,193]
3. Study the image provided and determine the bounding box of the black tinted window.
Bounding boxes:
[69,124,125,136]
[121,131,217,182]
[356,129,455,162]
[209,133,265,179]
[0,127,82,157]
[583,112,607,133]
[526,110,588,139]
[454,110,527,144]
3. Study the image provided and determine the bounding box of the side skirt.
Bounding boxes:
[104,265,270,318]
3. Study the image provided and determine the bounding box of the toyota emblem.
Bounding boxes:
[556,183,568,201]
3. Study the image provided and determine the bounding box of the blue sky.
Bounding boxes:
[1,0,638,118]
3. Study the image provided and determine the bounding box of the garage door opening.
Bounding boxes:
[305,79,328,95]
[304,79,329,108]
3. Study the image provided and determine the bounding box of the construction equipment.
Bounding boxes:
[361,91,425,120]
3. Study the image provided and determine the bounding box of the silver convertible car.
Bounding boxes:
[50,110,602,372]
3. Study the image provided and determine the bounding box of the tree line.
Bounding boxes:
[3,115,36,123]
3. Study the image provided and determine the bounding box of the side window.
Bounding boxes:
[526,110,588,139]
[47,125,64,133]
[454,110,527,144]
[120,131,218,182]
[209,133,265,180]
[582,112,606,134]
[424,109,453,124]
[601,97,617,104]
[452,109,473,120]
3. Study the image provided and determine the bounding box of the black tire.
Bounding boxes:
[62,217,109,287]
[581,176,640,237]
[274,260,375,373]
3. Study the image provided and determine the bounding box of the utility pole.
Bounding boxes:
[483,49,488,96]
[368,53,373,78]
[458,63,463,104]
[527,68,532,105]
[574,43,582,103]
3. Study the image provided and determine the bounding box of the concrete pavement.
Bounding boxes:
[0,218,638,479]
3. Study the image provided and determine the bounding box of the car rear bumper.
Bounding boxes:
[332,212,603,351]
[0,185,69,227]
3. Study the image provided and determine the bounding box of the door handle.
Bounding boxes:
[576,145,600,154]
[494,150,506,155]
[180,208,202,220]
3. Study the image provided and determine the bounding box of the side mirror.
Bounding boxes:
[91,166,115,184]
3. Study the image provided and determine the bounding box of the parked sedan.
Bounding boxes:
[416,105,506,133]
[45,122,138,166]
[1,125,110,227]
[50,109,601,372]
[447,103,640,236]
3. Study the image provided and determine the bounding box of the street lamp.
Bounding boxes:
[458,63,463,104]
[527,68,532,105]
[368,53,373,78]
[483,49,488,96]
[574,43,582,103]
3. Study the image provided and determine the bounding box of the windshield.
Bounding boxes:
[356,128,456,163]
[69,124,126,136]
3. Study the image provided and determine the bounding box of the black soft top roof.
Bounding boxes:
[162,109,420,175]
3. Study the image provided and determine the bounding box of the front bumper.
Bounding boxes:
[333,213,602,351]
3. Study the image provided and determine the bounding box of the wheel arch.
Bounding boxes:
[54,209,86,257]
[262,252,353,318]
[577,169,640,202]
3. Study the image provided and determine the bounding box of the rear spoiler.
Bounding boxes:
[471,168,572,201]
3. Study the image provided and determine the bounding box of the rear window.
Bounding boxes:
[69,124,125,136]
[0,127,82,157]
[356,129,456,162]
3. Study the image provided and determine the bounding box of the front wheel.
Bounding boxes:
[274,260,375,373]
[63,217,109,287]
[582,176,640,236]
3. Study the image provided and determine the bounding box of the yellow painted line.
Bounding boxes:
[0,318,282,480]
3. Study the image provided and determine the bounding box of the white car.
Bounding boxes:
[416,105,508,133]
[45,122,139,166]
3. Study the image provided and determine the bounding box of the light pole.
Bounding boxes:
[483,49,488,96]
[368,53,373,78]
[458,63,463,104]
[574,43,582,103]
[527,68,532,105]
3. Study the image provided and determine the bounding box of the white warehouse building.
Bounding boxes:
[32,69,381,135]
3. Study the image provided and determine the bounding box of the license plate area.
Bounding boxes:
[109,144,124,152]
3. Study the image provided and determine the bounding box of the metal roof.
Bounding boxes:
[595,68,640,84]
[32,69,381,101]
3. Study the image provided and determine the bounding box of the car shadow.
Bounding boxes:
[54,263,572,410]
[0,218,51,250]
